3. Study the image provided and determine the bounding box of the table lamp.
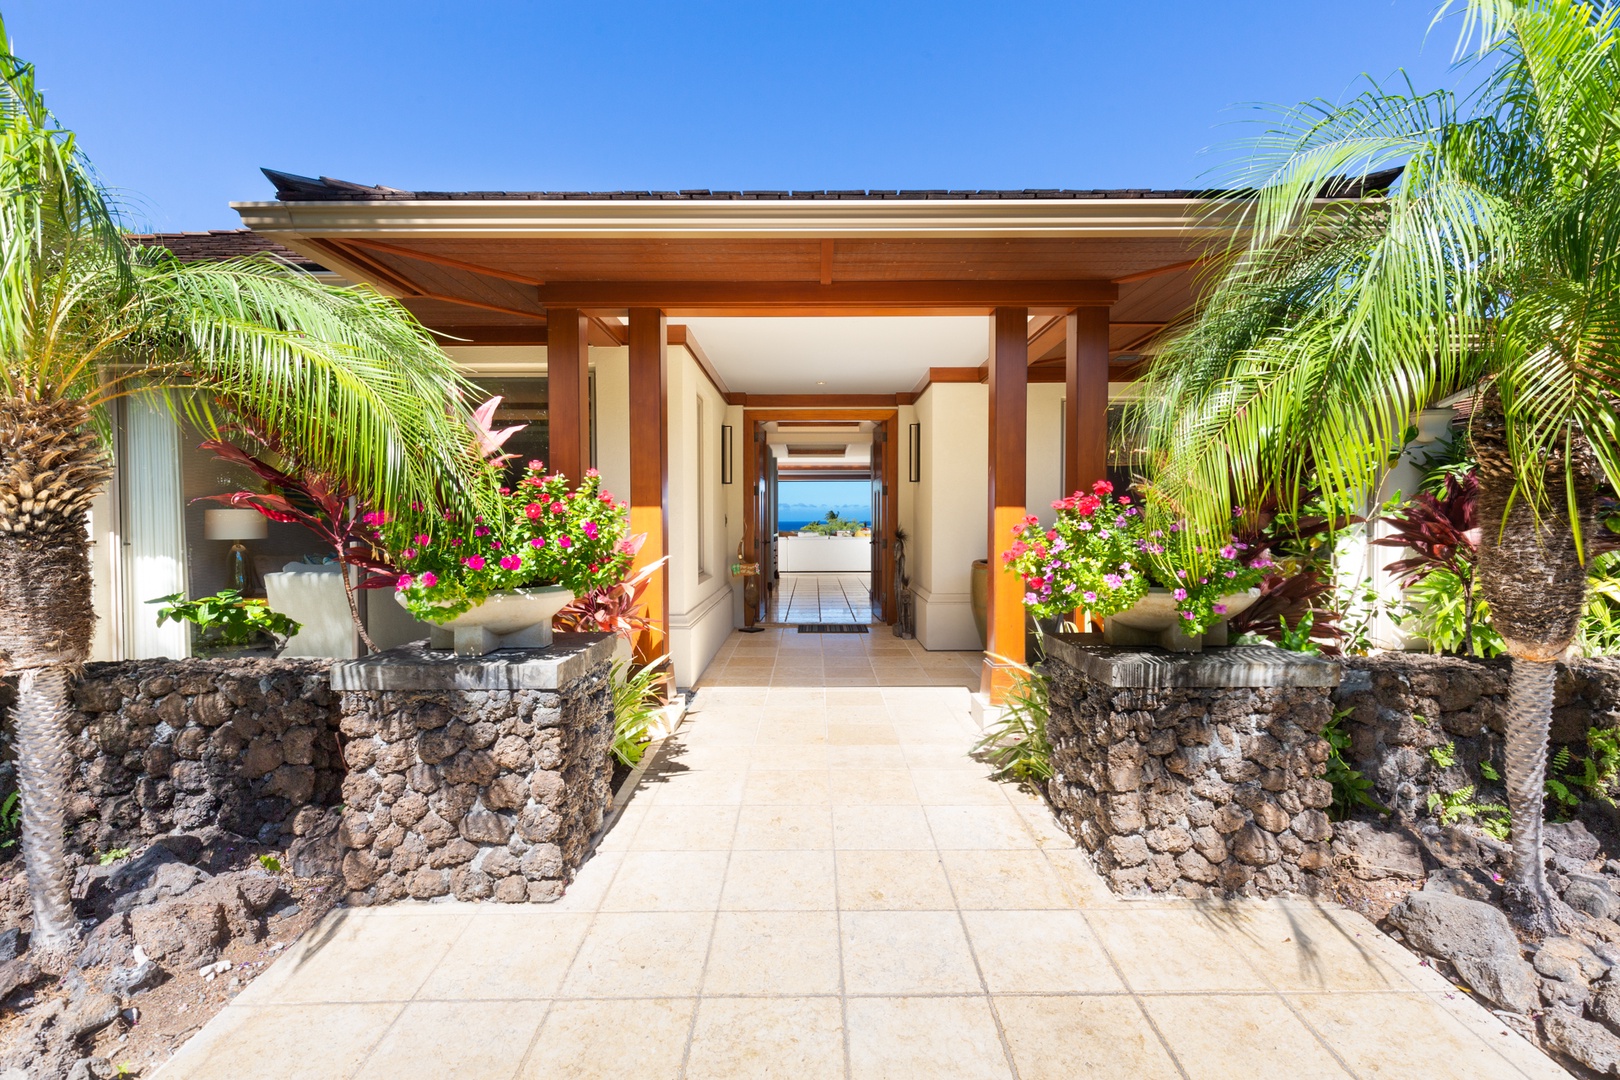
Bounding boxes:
[204,508,268,592]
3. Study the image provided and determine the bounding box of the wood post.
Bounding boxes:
[628,308,670,667]
[1064,307,1110,497]
[983,307,1029,702]
[546,307,592,482]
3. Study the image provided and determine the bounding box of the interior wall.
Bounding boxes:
[724,404,746,629]
[1027,382,1065,528]
[666,345,735,688]
[912,383,989,651]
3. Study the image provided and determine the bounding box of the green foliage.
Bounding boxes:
[974,666,1054,784]
[1426,786,1511,840]
[1579,552,1620,657]
[1544,729,1620,818]
[150,590,299,649]
[1401,570,1506,658]
[257,854,283,874]
[1275,612,1323,654]
[1480,760,1501,782]
[96,847,131,866]
[796,511,869,537]
[1321,708,1383,820]
[610,656,668,768]
[0,791,18,850]
[1428,742,1457,770]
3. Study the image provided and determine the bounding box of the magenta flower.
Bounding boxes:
[528,459,545,471]
[395,574,413,591]
[558,536,573,549]
[583,521,599,540]
[1182,611,1196,620]
[450,538,463,547]
[420,572,438,588]
[414,533,430,545]
[500,555,522,571]
[473,526,490,537]
[464,555,486,571]
[1173,588,1188,600]
[1082,590,1098,603]
[402,548,417,560]
[530,537,546,548]
[1219,545,1237,559]
[1213,603,1228,615]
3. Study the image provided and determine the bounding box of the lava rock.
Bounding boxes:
[102,959,163,999]
[0,958,41,1002]
[0,928,17,964]
[128,897,228,968]
[112,860,209,913]
[1423,867,1501,905]
[1546,820,1604,863]
[72,913,134,971]
[1591,981,1620,1036]
[1567,876,1620,922]
[63,991,121,1041]
[1535,936,1611,986]
[1386,891,1540,1014]
[1543,1010,1620,1075]
[1334,820,1425,881]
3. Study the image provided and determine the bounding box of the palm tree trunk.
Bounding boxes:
[1472,397,1595,934]
[1502,655,1557,922]
[0,395,112,968]
[13,666,80,957]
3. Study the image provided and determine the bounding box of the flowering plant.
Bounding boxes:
[1003,480,1148,620]
[1004,479,1272,633]
[379,463,635,622]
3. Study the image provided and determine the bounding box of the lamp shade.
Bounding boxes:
[203,507,267,541]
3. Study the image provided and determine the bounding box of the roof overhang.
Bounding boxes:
[231,196,1239,241]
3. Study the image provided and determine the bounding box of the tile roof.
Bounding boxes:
[126,229,326,271]
[261,168,1402,204]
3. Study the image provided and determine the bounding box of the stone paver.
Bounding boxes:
[157,631,1567,1079]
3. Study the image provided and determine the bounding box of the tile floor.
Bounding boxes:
[156,636,1567,1080]
[694,624,983,689]
[766,572,874,626]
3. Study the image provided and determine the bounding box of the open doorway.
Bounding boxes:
[742,411,899,628]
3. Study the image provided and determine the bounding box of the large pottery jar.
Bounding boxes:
[401,585,574,657]
[970,560,989,649]
[1102,587,1260,653]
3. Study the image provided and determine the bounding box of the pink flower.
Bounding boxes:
[450,538,463,547]
[1219,545,1237,559]
[558,536,572,549]
[583,521,599,540]
[490,541,501,549]
[1182,611,1196,621]
[473,525,490,537]
[395,574,413,591]
[500,555,522,571]
[420,571,438,588]
[528,459,545,472]
[414,534,430,545]
[585,468,600,477]
[464,555,486,571]
[410,501,423,512]
[1173,588,1188,600]
[530,537,546,548]
[402,548,417,560]
[1213,603,1228,615]
[525,502,543,520]
[1082,590,1098,603]
[550,502,565,515]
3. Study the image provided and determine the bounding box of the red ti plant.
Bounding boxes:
[1371,470,1482,654]
[554,535,667,641]
[194,440,399,654]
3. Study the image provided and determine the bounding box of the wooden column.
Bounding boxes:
[628,308,670,667]
[1064,306,1110,496]
[547,307,592,482]
[983,307,1029,702]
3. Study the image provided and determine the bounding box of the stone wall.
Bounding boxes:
[64,659,342,855]
[1042,639,1340,898]
[1335,654,1620,819]
[329,636,616,905]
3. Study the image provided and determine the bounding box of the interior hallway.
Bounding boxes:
[766,572,874,626]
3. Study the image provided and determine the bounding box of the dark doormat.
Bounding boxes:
[797,624,870,634]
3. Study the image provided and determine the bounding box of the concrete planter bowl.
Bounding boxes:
[1102,586,1260,653]
[400,585,575,656]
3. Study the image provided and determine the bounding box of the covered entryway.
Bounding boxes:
[236,177,1215,697]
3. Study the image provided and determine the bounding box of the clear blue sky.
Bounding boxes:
[779,481,872,527]
[6,1,1466,232]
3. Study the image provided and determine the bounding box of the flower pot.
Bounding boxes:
[1102,587,1260,653]
[400,585,575,657]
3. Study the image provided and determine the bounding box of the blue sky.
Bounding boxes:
[779,481,872,526]
[7,2,1466,232]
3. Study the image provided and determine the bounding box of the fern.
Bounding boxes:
[1322,708,1384,820]
[1427,742,1457,769]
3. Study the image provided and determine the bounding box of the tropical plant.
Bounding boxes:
[554,550,668,639]
[382,464,634,623]
[1129,0,1620,932]
[1374,471,1487,653]
[197,439,398,653]
[973,664,1054,783]
[610,655,668,767]
[796,510,868,536]
[1004,478,1273,631]
[149,589,299,651]
[1321,708,1384,819]
[0,24,484,963]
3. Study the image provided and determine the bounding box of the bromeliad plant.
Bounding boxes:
[384,464,635,622]
[1003,479,1270,633]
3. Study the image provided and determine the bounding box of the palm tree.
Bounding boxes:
[0,23,484,966]
[1132,0,1620,933]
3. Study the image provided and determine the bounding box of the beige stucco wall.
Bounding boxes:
[912,383,989,651]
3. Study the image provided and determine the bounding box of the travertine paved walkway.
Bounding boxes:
[159,635,1566,1079]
